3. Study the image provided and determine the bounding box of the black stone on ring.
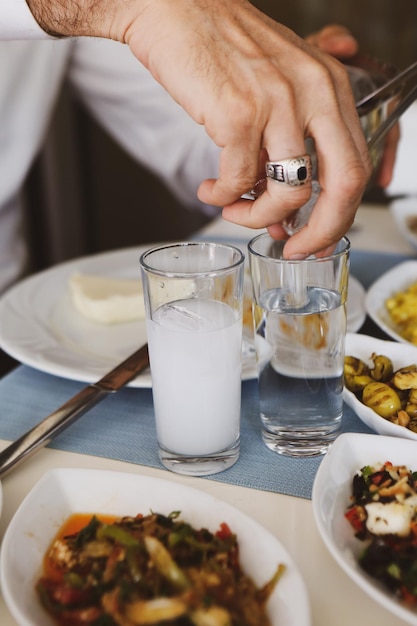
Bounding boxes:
[265,155,312,187]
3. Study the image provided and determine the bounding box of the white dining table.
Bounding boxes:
[0,200,416,626]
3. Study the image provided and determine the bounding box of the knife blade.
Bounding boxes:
[0,343,149,478]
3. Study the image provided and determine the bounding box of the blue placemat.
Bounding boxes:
[0,365,372,500]
[0,248,414,500]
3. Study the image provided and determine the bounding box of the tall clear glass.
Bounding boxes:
[140,242,244,475]
[248,234,350,457]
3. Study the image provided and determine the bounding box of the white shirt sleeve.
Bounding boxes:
[69,38,221,215]
[0,39,70,293]
[0,0,54,39]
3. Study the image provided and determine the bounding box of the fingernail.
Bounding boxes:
[332,33,356,43]
[288,253,308,260]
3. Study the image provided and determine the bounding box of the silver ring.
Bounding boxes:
[265,155,312,187]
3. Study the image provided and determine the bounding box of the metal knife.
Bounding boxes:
[0,343,149,478]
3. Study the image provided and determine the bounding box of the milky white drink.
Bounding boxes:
[147,298,242,456]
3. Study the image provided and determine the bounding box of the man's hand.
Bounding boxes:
[305,24,359,58]
[26,0,372,257]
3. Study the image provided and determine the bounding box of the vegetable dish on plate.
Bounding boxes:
[385,281,417,345]
[345,461,417,605]
[344,352,417,433]
[365,261,417,347]
[36,510,284,626]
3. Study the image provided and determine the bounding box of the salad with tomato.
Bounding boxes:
[36,510,284,625]
[345,461,417,604]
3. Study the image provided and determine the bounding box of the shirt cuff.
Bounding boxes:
[0,0,55,39]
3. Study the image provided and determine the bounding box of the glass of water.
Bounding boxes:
[140,242,244,476]
[248,234,350,457]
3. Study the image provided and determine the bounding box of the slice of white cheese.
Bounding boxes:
[365,501,416,537]
[69,273,145,324]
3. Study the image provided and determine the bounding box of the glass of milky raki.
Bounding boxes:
[140,242,245,476]
[248,233,350,457]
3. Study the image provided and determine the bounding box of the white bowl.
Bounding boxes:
[312,432,417,626]
[344,333,417,441]
[391,197,417,250]
[365,260,417,345]
[0,468,310,626]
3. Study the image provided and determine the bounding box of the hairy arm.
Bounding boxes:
[25,0,135,38]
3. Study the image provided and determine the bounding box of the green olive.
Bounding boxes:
[362,381,402,419]
[393,365,417,390]
[345,374,373,394]
[405,403,417,419]
[344,356,370,379]
[370,353,394,382]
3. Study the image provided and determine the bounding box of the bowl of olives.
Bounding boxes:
[344,333,417,441]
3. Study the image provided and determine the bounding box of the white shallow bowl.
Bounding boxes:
[391,197,417,250]
[312,432,417,626]
[344,333,417,441]
[0,468,310,626]
[365,260,417,345]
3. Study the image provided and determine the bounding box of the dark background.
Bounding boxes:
[254,0,417,69]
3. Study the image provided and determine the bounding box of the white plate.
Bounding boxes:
[312,432,417,626]
[0,468,310,626]
[0,246,152,385]
[0,245,365,386]
[391,196,417,250]
[344,333,417,440]
[365,260,417,345]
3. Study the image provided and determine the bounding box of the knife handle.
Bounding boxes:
[0,384,110,478]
